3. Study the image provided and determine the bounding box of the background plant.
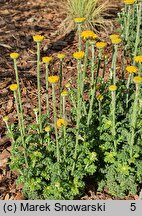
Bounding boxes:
[57,0,114,34]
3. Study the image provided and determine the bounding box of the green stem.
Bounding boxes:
[72,59,82,174]
[126,73,132,108]
[62,96,66,119]
[13,59,25,136]
[5,121,14,143]
[98,100,102,136]
[45,64,49,117]
[69,89,77,109]
[59,60,63,93]
[63,125,66,160]
[125,5,131,44]
[52,84,60,162]
[102,56,107,81]
[98,101,102,120]
[129,84,139,158]
[95,50,102,86]
[91,43,95,88]
[37,42,42,133]
[111,91,117,151]
[133,3,141,59]
[78,24,82,51]
[14,91,28,167]
[82,40,89,94]
[87,81,96,125]
[112,45,118,85]
[59,60,63,117]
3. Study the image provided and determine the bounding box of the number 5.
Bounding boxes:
[130,203,136,211]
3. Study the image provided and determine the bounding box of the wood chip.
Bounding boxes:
[14,192,25,200]
[4,194,9,200]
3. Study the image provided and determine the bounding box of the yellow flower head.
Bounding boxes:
[133,76,142,84]
[61,91,68,97]
[96,94,104,101]
[123,0,136,5]
[45,126,51,132]
[74,17,86,24]
[73,51,85,60]
[65,83,71,88]
[126,65,138,73]
[134,55,142,63]
[109,85,117,91]
[96,42,107,49]
[3,116,9,122]
[111,37,122,44]
[48,76,59,84]
[42,56,52,64]
[33,108,38,113]
[57,53,66,60]
[33,35,44,43]
[9,84,18,91]
[109,34,120,39]
[81,30,98,40]
[56,118,68,128]
[10,52,19,60]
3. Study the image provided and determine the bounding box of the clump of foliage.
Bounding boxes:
[58,0,113,34]
[3,0,142,199]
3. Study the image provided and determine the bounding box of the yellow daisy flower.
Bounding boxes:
[61,91,68,97]
[96,42,107,49]
[56,118,68,128]
[133,76,142,84]
[48,76,59,84]
[81,30,98,40]
[111,37,122,44]
[3,116,9,122]
[42,56,52,64]
[134,55,142,63]
[9,84,18,91]
[74,17,86,24]
[10,52,19,60]
[65,83,71,88]
[33,108,38,113]
[109,85,117,91]
[45,126,51,132]
[33,35,44,43]
[57,53,66,60]
[123,0,136,5]
[109,34,120,39]
[126,65,138,73]
[73,51,85,60]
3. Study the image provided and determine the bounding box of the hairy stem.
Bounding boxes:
[52,84,60,162]
[37,42,42,133]
[45,64,49,117]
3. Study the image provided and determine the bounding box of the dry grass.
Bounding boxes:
[57,0,122,35]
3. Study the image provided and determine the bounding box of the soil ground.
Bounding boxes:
[0,0,140,200]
